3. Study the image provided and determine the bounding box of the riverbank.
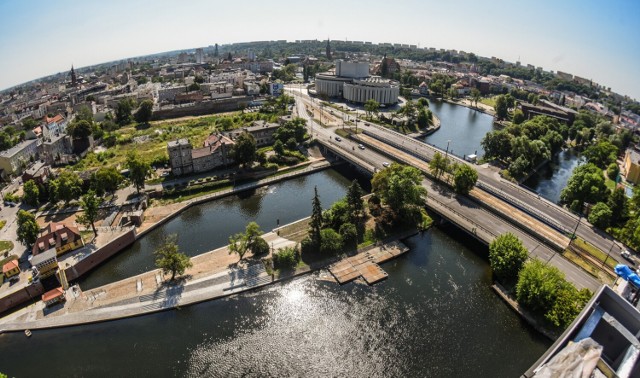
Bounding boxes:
[442,97,496,117]
[0,223,416,332]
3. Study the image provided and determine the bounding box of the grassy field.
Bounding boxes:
[74,112,279,171]
[0,240,14,254]
[562,249,615,282]
[0,220,5,230]
[479,96,497,108]
[573,237,619,269]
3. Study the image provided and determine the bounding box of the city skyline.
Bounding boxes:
[1,0,639,100]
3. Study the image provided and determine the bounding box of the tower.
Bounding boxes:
[326,38,332,60]
[70,65,77,87]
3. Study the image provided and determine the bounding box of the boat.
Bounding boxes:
[24,329,32,337]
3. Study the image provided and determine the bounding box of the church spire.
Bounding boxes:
[70,65,77,87]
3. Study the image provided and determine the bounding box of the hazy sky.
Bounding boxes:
[1,0,639,99]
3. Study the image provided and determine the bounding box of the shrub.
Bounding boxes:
[273,246,299,269]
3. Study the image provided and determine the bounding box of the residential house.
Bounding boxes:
[22,161,52,186]
[2,260,20,280]
[30,248,58,278]
[32,223,84,257]
[42,114,67,141]
[623,147,640,184]
[226,121,280,147]
[42,287,65,307]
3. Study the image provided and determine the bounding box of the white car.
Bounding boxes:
[358,144,365,150]
[382,162,390,167]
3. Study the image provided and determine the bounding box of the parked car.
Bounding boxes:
[382,162,390,167]
[358,144,365,150]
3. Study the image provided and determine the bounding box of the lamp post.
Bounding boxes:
[444,140,451,181]
[602,240,617,268]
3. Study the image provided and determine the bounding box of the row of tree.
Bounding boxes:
[488,233,591,328]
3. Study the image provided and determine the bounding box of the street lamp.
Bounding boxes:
[444,140,451,182]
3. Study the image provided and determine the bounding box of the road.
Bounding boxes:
[289,87,600,291]
[288,85,626,261]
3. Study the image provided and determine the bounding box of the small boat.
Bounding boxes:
[24,329,32,337]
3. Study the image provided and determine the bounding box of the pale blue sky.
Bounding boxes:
[1,0,638,99]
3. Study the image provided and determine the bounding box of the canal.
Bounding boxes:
[523,149,583,204]
[0,227,550,377]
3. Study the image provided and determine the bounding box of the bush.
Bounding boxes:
[300,236,316,254]
[607,162,619,180]
[273,246,299,269]
[251,236,270,256]
[489,233,528,285]
[320,228,343,255]
[339,222,357,248]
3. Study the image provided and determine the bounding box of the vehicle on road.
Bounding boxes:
[382,162,390,167]
[358,144,365,150]
[335,136,342,142]
[621,250,634,262]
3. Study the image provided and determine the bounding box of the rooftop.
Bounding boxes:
[0,139,38,158]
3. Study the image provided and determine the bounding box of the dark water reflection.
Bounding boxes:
[523,149,583,203]
[424,101,497,158]
[0,229,549,378]
[78,168,367,290]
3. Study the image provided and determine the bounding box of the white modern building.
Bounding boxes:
[315,60,399,105]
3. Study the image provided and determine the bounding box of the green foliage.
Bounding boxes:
[339,222,358,249]
[372,164,426,225]
[309,186,323,249]
[51,170,83,204]
[364,99,380,118]
[273,118,307,144]
[320,228,343,255]
[22,179,39,207]
[481,130,514,161]
[115,98,135,126]
[588,202,612,229]
[126,151,151,193]
[345,179,366,225]
[77,190,101,237]
[68,120,93,139]
[453,164,478,194]
[273,140,285,156]
[608,187,628,226]
[273,246,299,269]
[228,222,265,260]
[494,95,508,119]
[134,99,154,124]
[560,163,610,212]
[232,132,257,167]
[489,233,529,285]
[91,166,123,195]
[583,140,618,169]
[17,209,39,247]
[545,287,592,328]
[154,234,193,280]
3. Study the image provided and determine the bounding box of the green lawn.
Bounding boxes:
[0,240,14,255]
[0,220,6,230]
[479,96,497,108]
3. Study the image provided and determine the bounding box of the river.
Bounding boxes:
[523,149,583,204]
[0,226,549,377]
[424,100,497,158]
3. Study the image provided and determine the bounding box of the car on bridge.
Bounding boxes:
[334,136,342,142]
[382,162,390,167]
[358,144,365,150]
[621,250,634,263]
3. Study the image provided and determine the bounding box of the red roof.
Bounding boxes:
[2,260,19,274]
[44,114,64,125]
[42,287,64,302]
[32,223,82,256]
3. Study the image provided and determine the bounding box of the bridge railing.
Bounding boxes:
[426,194,497,241]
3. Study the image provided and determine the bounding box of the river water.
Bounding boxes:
[523,149,583,204]
[424,100,497,158]
[0,227,549,377]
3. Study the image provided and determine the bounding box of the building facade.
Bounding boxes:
[623,148,640,184]
[0,139,40,176]
[168,133,235,176]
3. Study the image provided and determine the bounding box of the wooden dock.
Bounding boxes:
[328,241,409,285]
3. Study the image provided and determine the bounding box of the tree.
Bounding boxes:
[52,170,83,204]
[187,83,201,92]
[309,186,323,249]
[17,210,39,247]
[126,152,151,193]
[429,81,444,98]
[545,287,591,328]
[345,180,365,225]
[22,179,39,207]
[67,120,93,139]
[134,99,154,124]
[560,163,609,212]
[607,162,619,180]
[273,140,285,156]
[470,88,481,108]
[75,105,94,123]
[92,167,123,196]
[115,99,135,126]
[228,222,266,260]
[481,130,513,161]
[489,233,529,285]
[516,259,565,315]
[77,190,100,237]
[417,108,429,129]
[429,152,449,179]
[364,99,380,118]
[320,228,343,255]
[453,164,478,195]
[494,95,508,119]
[608,187,628,226]
[588,202,612,229]
[371,163,426,225]
[233,132,257,168]
[339,222,358,249]
[512,110,525,125]
[155,234,193,280]
[583,141,618,169]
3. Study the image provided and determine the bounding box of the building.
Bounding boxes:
[30,248,58,278]
[168,133,235,176]
[2,260,20,280]
[32,223,84,257]
[195,48,204,64]
[0,139,40,176]
[622,147,640,184]
[315,60,399,105]
[22,161,52,186]
[42,114,68,141]
[42,287,65,307]
[519,101,577,125]
[225,121,280,147]
[158,85,187,103]
[269,83,284,96]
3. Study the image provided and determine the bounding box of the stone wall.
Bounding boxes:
[0,281,44,315]
[151,97,250,120]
